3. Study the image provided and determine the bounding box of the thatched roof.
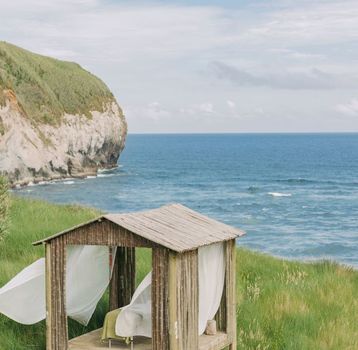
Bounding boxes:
[33,203,245,252]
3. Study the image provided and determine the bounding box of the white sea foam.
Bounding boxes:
[268,192,292,197]
[64,181,75,185]
[98,168,110,173]
[98,166,121,173]
[97,173,114,177]
[38,181,50,185]
[86,176,96,179]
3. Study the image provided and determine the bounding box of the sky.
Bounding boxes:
[0,0,358,133]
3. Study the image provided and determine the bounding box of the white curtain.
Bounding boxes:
[0,242,226,336]
[0,258,46,324]
[115,272,152,337]
[198,242,226,335]
[114,242,225,337]
[0,245,111,325]
[65,245,112,324]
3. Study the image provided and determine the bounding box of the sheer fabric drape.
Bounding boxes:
[0,242,225,337]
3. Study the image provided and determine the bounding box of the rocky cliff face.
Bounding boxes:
[0,42,127,186]
[0,91,127,186]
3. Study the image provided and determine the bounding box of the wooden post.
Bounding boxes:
[152,248,170,350]
[168,250,199,350]
[227,239,237,350]
[109,247,136,310]
[45,238,68,350]
[168,252,178,350]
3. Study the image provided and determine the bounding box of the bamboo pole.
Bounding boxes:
[46,239,68,350]
[109,247,136,310]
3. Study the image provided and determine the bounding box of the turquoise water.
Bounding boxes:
[15,133,358,267]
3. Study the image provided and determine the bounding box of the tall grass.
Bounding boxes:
[236,250,358,349]
[0,176,9,242]
[0,197,357,349]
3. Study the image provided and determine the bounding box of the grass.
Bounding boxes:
[236,252,358,349]
[0,117,5,136]
[0,197,357,349]
[0,176,9,242]
[0,74,5,107]
[0,41,115,125]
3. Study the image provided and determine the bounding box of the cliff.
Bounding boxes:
[0,42,127,186]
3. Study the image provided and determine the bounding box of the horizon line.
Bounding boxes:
[127,131,358,135]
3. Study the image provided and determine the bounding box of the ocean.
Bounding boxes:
[14,133,358,267]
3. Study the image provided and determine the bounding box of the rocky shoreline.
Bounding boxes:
[10,164,119,189]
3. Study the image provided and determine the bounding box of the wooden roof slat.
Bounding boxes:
[161,205,232,234]
[144,209,211,235]
[148,209,225,242]
[114,209,227,246]
[105,214,178,249]
[114,215,190,247]
[143,211,207,239]
[136,213,204,246]
[109,214,202,250]
[169,204,240,235]
[158,205,240,240]
[33,203,245,252]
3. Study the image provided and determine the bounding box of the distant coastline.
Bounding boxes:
[126,131,358,135]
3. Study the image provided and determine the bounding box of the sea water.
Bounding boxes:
[15,133,358,267]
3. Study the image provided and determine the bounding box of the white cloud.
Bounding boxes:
[210,61,358,90]
[1,0,358,132]
[242,1,358,46]
[335,99,358,116]
[227,100,236,109]
[126,102,172,125]
[198,103,214,114]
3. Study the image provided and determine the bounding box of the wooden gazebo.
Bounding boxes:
[33,203,245,350]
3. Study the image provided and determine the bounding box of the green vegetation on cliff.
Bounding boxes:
[0,197,357,349]
[0,42,115,125]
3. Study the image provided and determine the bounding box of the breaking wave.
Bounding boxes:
[268,192,292,197]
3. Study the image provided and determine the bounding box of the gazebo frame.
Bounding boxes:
[33,204,245,350]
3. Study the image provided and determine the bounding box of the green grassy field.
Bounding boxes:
[0,41,115,125]
[0,197,357,349]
